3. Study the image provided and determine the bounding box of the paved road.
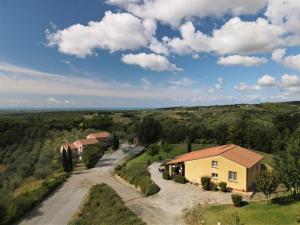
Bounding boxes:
[17,150,180,225]
[17,150,125,225]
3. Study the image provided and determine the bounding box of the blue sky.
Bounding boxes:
[0,0,299,108]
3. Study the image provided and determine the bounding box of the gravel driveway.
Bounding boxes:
[148,162,232,216]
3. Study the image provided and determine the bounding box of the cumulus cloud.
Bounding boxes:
[107,0,267,27]
[257,75,277,86]
[121,53,182,72]
[162,17,284,55]
[272,48,300,70]
[218,55,267,67]
[280,74,300,88]
[47,11,152,58]
[266,0,300,35]
[209,17,284,54]
[234,82,261,91]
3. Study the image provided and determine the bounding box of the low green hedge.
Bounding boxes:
[219,182,227,192]
[115,160,160,196]
[1,173,69,225]
[231,194,243,207]
[173,175,186,184]
[201,176,211,190]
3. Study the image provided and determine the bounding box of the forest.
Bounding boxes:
[0,102,300,224]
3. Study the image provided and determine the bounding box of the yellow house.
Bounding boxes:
[167,144,264,192]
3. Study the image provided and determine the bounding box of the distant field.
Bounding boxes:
[195,201,300,225]
[69,183,145,225]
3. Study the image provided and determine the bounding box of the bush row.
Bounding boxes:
[1,173,69,225]
[115,163,160,197]
[200,176,228,192]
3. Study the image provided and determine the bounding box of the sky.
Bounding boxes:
[0,0,300,108]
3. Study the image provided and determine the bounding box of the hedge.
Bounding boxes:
[231,194,243,207]
[82,144,104,169]
[173,175,186,184]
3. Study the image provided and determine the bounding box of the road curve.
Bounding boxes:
[17,150,182,225]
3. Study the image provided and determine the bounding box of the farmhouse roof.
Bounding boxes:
[167,144,263,168]
[76,138,99,146]
[89,131,110,139]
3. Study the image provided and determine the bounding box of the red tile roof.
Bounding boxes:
[76,138,99,146]
[62,143,77,150]
[167,144,263,168]
[88,131,110,139]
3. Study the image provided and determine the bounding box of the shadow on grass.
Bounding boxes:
[271,194,300,206]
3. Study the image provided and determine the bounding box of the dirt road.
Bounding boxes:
[17,150,181,225]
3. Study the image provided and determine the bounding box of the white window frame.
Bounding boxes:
[228,171,237,181]
[212,173,218,179]
[211,161,218,168]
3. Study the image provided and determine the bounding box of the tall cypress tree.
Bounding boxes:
[61,149,69,172]
[187,136,192,153]
[112,132,120,150]
[67,147,73,172]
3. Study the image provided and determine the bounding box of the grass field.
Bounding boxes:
[69,183,145,225]
[191,201,300,225]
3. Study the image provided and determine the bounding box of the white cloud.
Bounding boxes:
[280,74,300,88]
[47,97,71,104]
[121,53,182,72]
[47,11,152,58]
[210,17,284,54]
[218,55,267,66]
[169,77,195,87]
[272,48,300,70]
[107,0,267,27]
[215,78,224,90]
[234,82,261,91]
[266,0,300,35]
[163,22,210,55]
[162,17,284,55]
[257,75,277,86]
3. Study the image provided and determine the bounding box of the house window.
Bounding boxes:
[212,173,218,179]
[211,161,218,168]
[228,171,237,181]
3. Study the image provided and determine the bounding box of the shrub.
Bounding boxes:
[211,182,218,191]
[231,194,243,207]
[145,183,160,196]
[82,144,104,169]
[162,171,171,180]
[201,176,211,190]
[219,182,227,192]
[173,175,186,184]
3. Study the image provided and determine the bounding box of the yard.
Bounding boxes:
[184,200,300,225]
[115,143,212,196]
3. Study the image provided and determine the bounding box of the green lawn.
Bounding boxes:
[69,184,145,225]
[198,201,300,225]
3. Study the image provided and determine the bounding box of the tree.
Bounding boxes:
[147,144,160,157]
[61,149,69,172]
[162,143,172,157]
[138,116,162,145]
[67,147,73,172]
[255,168,280,203]
[112,132,120,150]
[273,138,300,195]
[186,136,192,153]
